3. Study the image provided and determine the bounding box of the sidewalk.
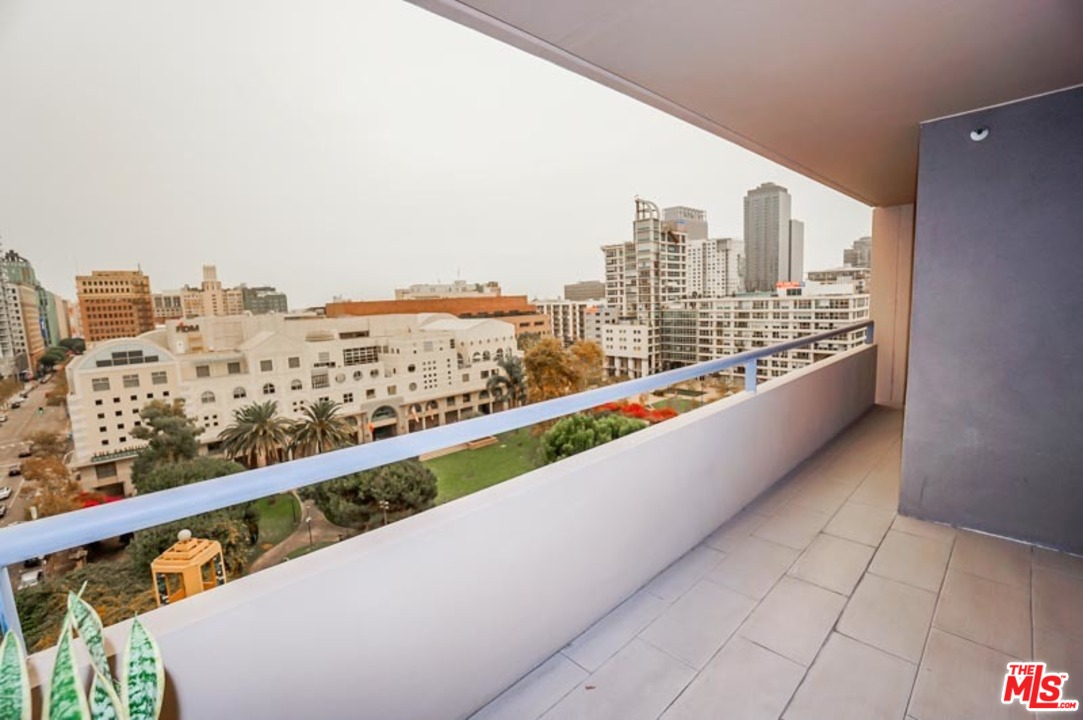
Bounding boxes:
[247,498,352,573]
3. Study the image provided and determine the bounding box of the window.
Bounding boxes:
[343,393,354,404]
[409,383,417,392]
[288,356,300,369]
[146,393,154,399]
[343,347,379,366]
[482,351,491,361]
[196,365,210,378]
[228,362,241,375]
[201,391,216,404]
[115,410,123,417]
[151,370,169,385]
[260,359,273,372]
[370,369,379,378]
[407,364,416,373]
[312,373,329,389]
[233,387,247,400]
[99,426,107,432]
[462,394,471,402]
[122,374,139,388]
[97,413,105,419]
[95,399,103,406]
[472,352,481,362]
[290,379,303,391]
[262,383,276,395]
[353,371,363,381]
[480,370,490,379]
[95,463,117,480]
[387,385,397,395]
[117,424,125,430]
[462,373,469,382]
[92,378,110,391]
[366,389,376,399]
[130,395,138,401]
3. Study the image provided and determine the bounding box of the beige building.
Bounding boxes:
[394,280,501,300]
[534,298,596,346]
[66,312,520,495]
[153,265,245,322]
[76,269,155,342]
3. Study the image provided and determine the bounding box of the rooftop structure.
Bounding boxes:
[395,279,502,300]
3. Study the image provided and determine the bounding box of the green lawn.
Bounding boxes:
[652,397,700,413]
[426,429,543,504]
[283,540,334,561]
[246,494,300,564]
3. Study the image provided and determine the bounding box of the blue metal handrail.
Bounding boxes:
[0,320,873,637]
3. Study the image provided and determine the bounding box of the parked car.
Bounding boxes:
[17,448,31,458]
[9,401,21,409]
[0,486,11,500]
[0,415,7,423]
[22,556,44,569]
[7,466,20,477]
[17,569,43,590]
[0,504,6,519]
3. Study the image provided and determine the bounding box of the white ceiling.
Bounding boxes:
[409,0,1083,206]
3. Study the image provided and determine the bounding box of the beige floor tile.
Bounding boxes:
[746,479,801,517]
[848,449,901,511]
[472,654,587,720]
[909,629,1030,720]
[788,533,874,596]
[838,573,937,663]
[753,503,832,551]
[783,632,916,720]
[824,501,896,547]
[642,544,724,602]
[788,477,854,515]
[933,569,1031,658]
[892,514,956,543]
[563,590,668,672]
[639,580,756,669]
[541,639,695,720]
[704,535,799,600]
[703,509,769,553]
[1034,547,1083,580]
[1034,629,1083,692]
[950,530,1032,589]
[1034,566,1083,640]
[661,637,805,720]
[868,530,952,592]
[739,577,846,666]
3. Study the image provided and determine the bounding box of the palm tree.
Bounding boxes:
[290,398,355,457]
[218,400,293,468]
[487,355,528,408]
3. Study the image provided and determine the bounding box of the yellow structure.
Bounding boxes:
[151,529,227,607]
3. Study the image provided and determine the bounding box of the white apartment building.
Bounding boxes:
[686,238,745,297]
[66,313,520,495]
[807,267,871,293]
[661,282,870,382]
[534,298,597,346]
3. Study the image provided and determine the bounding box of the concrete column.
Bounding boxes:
[869,204,914,406]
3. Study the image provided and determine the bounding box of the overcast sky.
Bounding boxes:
[0,0,871,309]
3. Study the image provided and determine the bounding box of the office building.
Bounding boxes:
[686,237,745,297]
[76,269,155,342]
[744,183,805,290]
[66,312,520,496]
[843,236,872,268]
[241,285,289,315]
[562,281,605,302]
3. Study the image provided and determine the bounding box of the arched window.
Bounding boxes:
[472,352,481,362]
[482,351,491,361]
[290,379,303,391]
[232,387,247,400]
[494,348,504,361]
[262,383,276,395]
[426,400,439,410]
[200,391,215,404]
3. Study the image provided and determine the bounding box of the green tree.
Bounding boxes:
[218,400,292,468]
[524,336,581,403]
[58,337,87,354]
[308,460,437,531]
[289,398,355,458]
[131,400,204,483]
[486,355,528,408]
[128,458,251,577]
[37,347,67,373]
[541,413,648,464]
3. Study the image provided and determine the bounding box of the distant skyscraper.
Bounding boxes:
[563,280,605,302]
[843,236,872,268]
[663,206,708,241]
[744,183,805,290]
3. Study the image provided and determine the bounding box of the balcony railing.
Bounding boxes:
[0,320,872,640]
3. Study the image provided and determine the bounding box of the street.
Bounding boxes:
[0,378,71,528]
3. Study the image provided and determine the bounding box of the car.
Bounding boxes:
[7,466,20,476]
[9,401,21,409]
[0,415,7,422]
[17,448,31,458]
[0,505,6,519]
[16,569,42,590]
[0,486,11,500]
[22,556,44,568]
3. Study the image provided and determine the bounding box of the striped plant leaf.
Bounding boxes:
[0,631,31,720]
[44,617,91,720]
[121,618,162,720]
[68,591,115,691]
[90,669,126,720]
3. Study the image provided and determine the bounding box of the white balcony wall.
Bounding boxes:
[28,345,876,719]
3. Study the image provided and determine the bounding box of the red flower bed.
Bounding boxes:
[593,401,680,424]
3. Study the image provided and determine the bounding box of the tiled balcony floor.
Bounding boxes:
[473,406,1083,720]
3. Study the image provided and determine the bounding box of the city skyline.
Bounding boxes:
[0,0,871,310]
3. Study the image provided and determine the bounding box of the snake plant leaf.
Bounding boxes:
[44,617,91,720]
[0,631,31,720]
[89,669,126,720]
[68,591,115,690]
[121,618,163,720]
